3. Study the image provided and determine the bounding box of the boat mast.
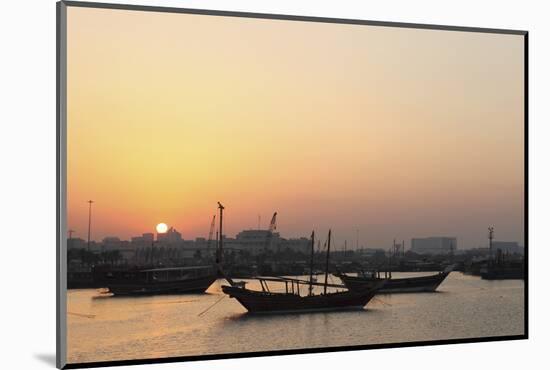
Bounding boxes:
[309,230,315,296]
[324,229,331,295]
[215,201,236,286]
[207,214,216,260]
[217,202,224,264]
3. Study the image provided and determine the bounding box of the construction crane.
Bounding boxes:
[264,212,277,251]
[268,212,277,233]
[206,215,216,259]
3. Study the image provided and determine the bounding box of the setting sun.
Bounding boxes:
[156,223,168,234]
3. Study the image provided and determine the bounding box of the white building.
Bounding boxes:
[235,230,280,255]
[411,237,457,255]
[232,230,310,255]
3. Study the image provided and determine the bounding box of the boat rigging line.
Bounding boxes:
[197,295,226,317]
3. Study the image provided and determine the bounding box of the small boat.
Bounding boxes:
[480,262,524,280]
[220,229,384,314]
[336,265,454,294]
[479,244,524,280]
[104,265,217,296]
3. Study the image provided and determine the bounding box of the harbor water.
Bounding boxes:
[67,272,524,364]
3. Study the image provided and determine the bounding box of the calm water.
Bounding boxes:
[67,272,524,364]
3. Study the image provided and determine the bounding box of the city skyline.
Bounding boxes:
[67,7,524,250]
[67,218,519,252]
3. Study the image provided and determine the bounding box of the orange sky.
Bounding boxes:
[66,7,524,249]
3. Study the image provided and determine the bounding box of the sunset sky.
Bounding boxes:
[67,7,524,250]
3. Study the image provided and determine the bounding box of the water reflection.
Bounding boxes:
[224,306,373,321]
[67,272,524,364]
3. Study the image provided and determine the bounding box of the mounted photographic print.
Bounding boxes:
[56,1,528,368]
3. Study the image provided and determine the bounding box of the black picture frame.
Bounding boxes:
[56,1,528,368]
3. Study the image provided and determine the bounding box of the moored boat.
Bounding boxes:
[479,240,524,280]
[480,263,524,280]
[336,265,454,294]
[221,277,381,314]
[104,265,217,296]
[220,228,384,314]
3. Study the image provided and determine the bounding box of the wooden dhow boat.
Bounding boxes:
[335,264,454,294]
[220,228,384,314]
[104,265,217,296]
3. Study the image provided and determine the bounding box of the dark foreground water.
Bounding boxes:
[67,272,524,364]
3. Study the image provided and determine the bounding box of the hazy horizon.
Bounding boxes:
[67,7,524,250]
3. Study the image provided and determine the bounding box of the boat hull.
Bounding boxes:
[222,285,377,314]
[337,272,450,294]
[107,275,217,296]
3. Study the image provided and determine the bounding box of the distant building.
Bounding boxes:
[157,227,183,244]
[131,233,154,247]
[492,241,523,255]
[88,241,101,253]
[115,240,135,262]
[67,237,86,250]
[282,237,310,254]
[102,236,121,251]
[411,237,457,255]
[235,230,280,255]
[233,230,309,255]
[195,237,207,244]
